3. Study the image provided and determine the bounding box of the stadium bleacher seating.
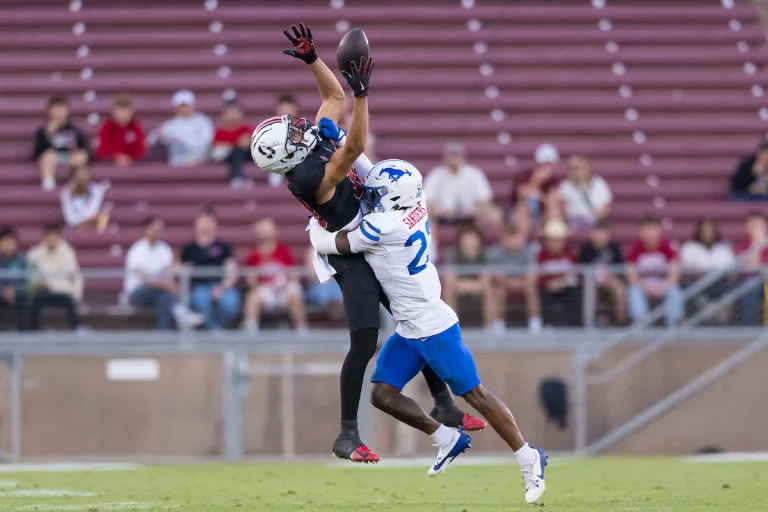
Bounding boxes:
[0,0,766,299]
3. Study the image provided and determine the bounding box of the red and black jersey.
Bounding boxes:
[285,136,365,232]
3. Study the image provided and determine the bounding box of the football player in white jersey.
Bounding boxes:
[309,152,548,504]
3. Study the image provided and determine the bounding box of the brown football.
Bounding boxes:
[336,28,370,74]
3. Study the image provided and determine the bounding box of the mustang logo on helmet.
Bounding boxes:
[363,160,423,213]
[379,167,412,183]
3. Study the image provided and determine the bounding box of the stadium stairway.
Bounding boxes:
[0,0,766,304]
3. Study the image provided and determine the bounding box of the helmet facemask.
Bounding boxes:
[251,115,319,175]
[362,185,390,213]
[285,116,319,159]
[363,160,425,213]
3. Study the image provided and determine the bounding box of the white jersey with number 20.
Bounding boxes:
[347,201,458,339]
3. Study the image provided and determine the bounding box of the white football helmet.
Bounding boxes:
[363,159,424,212]
[250,115,319,174]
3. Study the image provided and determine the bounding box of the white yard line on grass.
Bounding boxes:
[0,463,144,473]
[12,503,178,511]
[685,451,768,464]
[327,454,573,469]
[0,490,94,498]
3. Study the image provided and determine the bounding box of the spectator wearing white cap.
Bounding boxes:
[534,219,581,327]
[422,141,502,231]
[510,143,564,235]
[151,90,214,167]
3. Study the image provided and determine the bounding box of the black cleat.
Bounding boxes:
[332,431,380,463]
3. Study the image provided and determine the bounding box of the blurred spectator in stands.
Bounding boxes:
[736,211,768,325]
[60,164,110,232]
[536,220,581,327]
[579,219,627,324]
[265,94,301,188]
[124,216,203,331]
[680,218,736,279]
[274,93,299,118]
[680,218,736,322]
[95,93,145,166]
[559,155,612,228]
[731,140,768,199]
[26,224,82,331]
[181,211,240,330]
[626,215,683,326]
[303,247,344,321]
[151,90,214,167]
[211,101,253,188]
[442,225,494,328]
[0,227,28,330]
[487,222,541,334]
[243,219,308,334]
[339,95,377,162]
[33,95,89,191]
[423,142,501,232]
[511,143,563,235]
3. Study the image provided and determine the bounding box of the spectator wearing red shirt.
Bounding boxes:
[96,94,145,166]
[736,211,768,325]
[243,218,308,334]
[211,102,253,188]
[510,143,564,236]
[535,220,581,326]
[626,215,684,326]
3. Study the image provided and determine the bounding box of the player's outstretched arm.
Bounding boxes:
[309,222,353,255]
[318,117,375,179]
[334,231,353,254]
[310,218,382,256]
[310,59,346,124]
[317,57,374,199]
[281,23,345,125]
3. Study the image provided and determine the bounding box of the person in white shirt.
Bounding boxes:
[680,218,737,322]
[680,218,736,277]
[152,90,214,167]
[59,164,110,231]
[422,141,501,230]
[124,216,203,330]
[26,224,83,331]
[559,155,612,228]
[309,159,548,505]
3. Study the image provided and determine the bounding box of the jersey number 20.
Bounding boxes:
[405,220,431,276]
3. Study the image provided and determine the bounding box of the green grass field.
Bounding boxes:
[0,458,764,511]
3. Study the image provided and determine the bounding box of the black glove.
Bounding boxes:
[341,56,374,98]
[281,23,317,64]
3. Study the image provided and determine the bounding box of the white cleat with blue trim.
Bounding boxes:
[427,428,471,477]
[521,445,548,504]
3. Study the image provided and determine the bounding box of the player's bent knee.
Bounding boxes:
[370,383,399,412]
[349,327,378,361]
[462,384,489,410]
